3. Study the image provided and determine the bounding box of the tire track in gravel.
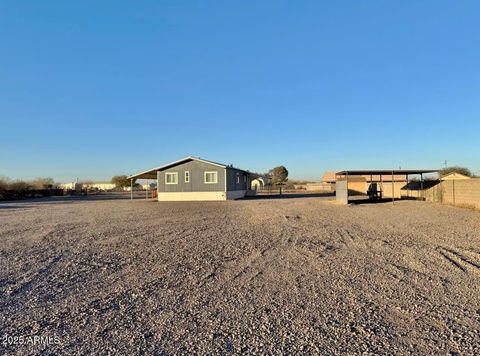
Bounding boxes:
[1,255,62,299]
[206,202,322,290]
[437,247,480,274]
[341,203,480,276]
[216,219,299,288]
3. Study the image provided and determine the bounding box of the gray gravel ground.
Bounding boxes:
[1,196,479,354]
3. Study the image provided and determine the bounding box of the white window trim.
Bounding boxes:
[236,173,240,184]
[165,172,178,185]
[204,171,218,184]
[184,171,190,183]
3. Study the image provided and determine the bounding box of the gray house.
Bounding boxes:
[128,157,265,201]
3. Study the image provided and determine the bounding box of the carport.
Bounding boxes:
[335,169,439,204]
[127,169,157,201]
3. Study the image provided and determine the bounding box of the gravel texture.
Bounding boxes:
[1,195,479,354]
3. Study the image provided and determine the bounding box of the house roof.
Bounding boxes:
[321,171,336,183]
[128,156,258,180]
[440,172,471,180]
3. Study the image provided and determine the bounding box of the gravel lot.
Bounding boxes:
[1,195,479,354]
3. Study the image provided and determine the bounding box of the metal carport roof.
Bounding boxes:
[336,169,439,176]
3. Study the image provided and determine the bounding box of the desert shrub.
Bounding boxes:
[283,182,296,190]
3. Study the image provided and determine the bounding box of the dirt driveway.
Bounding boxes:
[1,196,479,354]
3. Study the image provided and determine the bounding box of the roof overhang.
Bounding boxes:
[336,169,439,176]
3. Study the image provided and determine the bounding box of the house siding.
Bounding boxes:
[226,168,248,191]
[157,160,225,193]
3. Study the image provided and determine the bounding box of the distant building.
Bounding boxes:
[142,183,157,190]
[441,172,471,181]
[321,171,336,184]
[83,182,116,191]
[58,182,116,191]
[58,182,80,190]
[251,178,266,191]
[305,171,336,192]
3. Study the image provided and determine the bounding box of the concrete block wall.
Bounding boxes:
[425,179,480,209]
[336,180,348,204]
[305,183,334,192]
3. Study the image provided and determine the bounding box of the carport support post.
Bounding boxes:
[346,172,349,204]
[420,173,424,201]
[406,174,409,198]
[380,174,383,199]
[130,179,133,200]
[392,171,395,204]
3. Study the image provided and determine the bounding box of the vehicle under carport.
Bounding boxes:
[335,169,439,204]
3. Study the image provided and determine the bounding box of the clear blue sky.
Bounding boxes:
[1,1,479,182]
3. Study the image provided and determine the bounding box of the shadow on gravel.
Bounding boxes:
[246,193,334,200]
[348,197,422,205]
[0,205,35,210]
[0,192,145,206]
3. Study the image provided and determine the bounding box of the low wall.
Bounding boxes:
[406,179,480,209]
[305,183,334,192]
[424,179,480,209]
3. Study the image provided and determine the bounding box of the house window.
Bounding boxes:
[185,171,190,183]
[236,173,240,184]
[204,171,218,184]
[165,172,178,184]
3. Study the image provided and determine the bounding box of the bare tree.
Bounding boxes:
[0,176,10,192]
[111,175,136,188]
[31,177,56,189]
[8,180,30,192]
